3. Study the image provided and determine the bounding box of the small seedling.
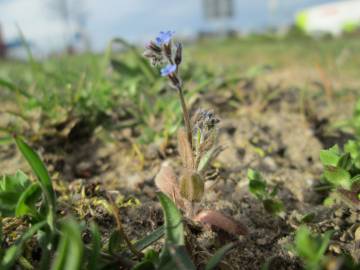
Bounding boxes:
[247,168,284,215]
[292,226,332,270]
[144,31,248,236]
[320,143,360,207]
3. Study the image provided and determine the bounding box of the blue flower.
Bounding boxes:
[160,64,177,76]
[155,31,175,46]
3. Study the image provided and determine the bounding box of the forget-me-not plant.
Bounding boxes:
[143,31,248,236]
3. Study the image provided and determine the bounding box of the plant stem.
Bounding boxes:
[107,194,143,259]
[177,85,192,149]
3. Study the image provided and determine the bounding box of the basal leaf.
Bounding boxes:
[157,193,187,268]
[157,192,184,246]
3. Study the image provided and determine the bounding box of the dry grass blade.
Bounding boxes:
[194,210,248,236]
[155,162,184,209]
[177,128,194,170]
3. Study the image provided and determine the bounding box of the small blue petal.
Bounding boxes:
[160,64,177,76]
[155,30,175,46]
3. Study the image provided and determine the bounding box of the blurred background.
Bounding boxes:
[1,0,360,58]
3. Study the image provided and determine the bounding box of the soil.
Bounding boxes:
[1,72,360,270]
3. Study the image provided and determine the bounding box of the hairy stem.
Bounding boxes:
[177,85,192,149]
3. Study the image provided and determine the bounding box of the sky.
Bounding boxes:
[0,0,338,55]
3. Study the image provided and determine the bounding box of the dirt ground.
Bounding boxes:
[1,62,360,269]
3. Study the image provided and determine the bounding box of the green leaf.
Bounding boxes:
[345,140,360,159]
[15,183,42,217]
[132,250,158,270]
[324,166,351,189]
[0,171,31,217]
[263,199,284,215]
[51,218,84,270]
[320,146,340,167]
[1,221,47,270]
[157,193,184,246]
[337,153,352,170]
[88,223,101,270]
[294,226,332,270]
[132,261,156,270]
[108,230,124,255]
[133,225,164,252]
[300,212,316,223]
[14,136,56,229]
[164,245,196,270]
[157,193,188,269]
[205,243,235,270]
[317,230,332,261]
[295,226,318,263]
[247,169,267,199]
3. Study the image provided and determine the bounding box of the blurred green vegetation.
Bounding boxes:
[0,34,359,146]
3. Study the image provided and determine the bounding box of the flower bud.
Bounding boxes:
[175,43,182,66]
[163,42,172,62]
[168,73,182,89]
[179,172,204,202]
[146,41,162,54]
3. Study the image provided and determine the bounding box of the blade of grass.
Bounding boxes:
[205,243,235,270]
[165,245,196,270]
[133,226,164,252]
[51,218,83,270]
[0,78,31,98]
[14,136,56,230]
[88,223,101,270]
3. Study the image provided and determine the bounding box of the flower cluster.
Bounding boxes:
[143,31,182,89]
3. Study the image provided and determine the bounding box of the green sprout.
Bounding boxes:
[320,143,360,207]
[293,226,332,270]
[247,168,284,215]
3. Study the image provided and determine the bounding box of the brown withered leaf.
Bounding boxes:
[155,162,184,209]
[177,128,194,169]
[194,210,248,236]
